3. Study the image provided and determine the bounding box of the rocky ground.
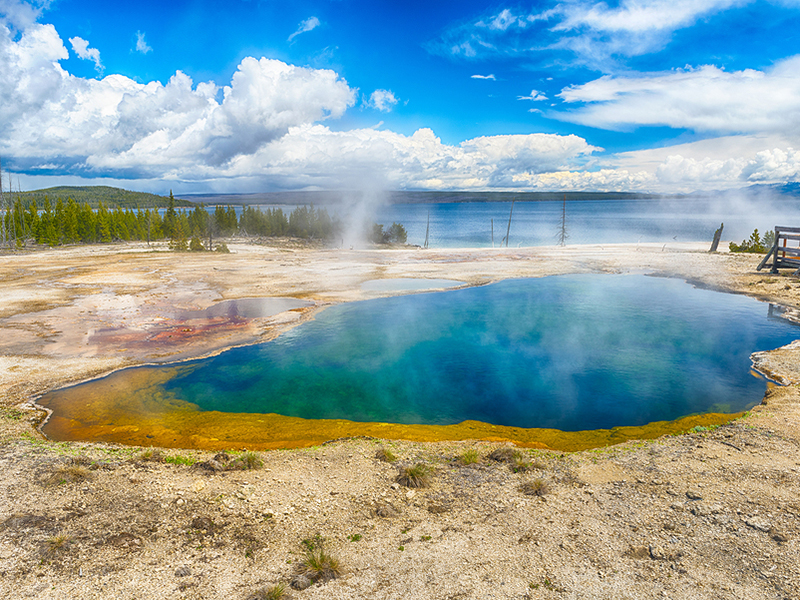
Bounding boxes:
[0,240,799,599]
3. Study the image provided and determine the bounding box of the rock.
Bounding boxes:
[745,517,772,532]
[649,545,667,560]
[686,490,703,500]
[772,531,790,543]
[195,459,226,472]
[374,502,398,518]
[291,574,313,590]
[190,516,216,532]
[174,566,192,577]
[624,545,650,560]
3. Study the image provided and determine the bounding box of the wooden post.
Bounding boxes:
[709,222,723,252]
[424,210,430,249]
[505,200,514,248]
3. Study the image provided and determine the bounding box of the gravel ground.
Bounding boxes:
[0,240,799,599]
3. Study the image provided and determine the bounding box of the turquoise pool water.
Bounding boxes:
[141,274,800,431]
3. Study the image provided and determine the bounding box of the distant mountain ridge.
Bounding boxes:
[178,190,673,205]
[9,186,193,209]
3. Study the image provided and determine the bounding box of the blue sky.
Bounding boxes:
[3,0,800,194]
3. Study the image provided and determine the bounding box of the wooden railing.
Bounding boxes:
[757,226,800,274]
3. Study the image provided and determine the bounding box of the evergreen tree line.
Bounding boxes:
[1,192,407,249]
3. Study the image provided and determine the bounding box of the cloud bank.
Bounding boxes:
[4,0,800,194]
[0,12,608,191]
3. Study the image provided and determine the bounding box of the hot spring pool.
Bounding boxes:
[38,274,800,450]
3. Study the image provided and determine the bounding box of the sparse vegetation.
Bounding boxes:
[347,533,362,542]
[458,449,479,465]
[520,478,551,497]
[46,463,93,485]
[229,450,263,470]
[246,584,287,600]
[163,454,195,466]
[375,446,397,463]
[0,408,24,420]
[136,448,164,462]
[487,446,521,463]
[512,454,533,473]
[689,424,721,434]
[44,533,72,558]
[730,228,775,253]
[396,462,433,488]
[299,535,342,583]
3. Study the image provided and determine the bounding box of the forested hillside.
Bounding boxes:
[8,186,194,209]
[1,193,406,249]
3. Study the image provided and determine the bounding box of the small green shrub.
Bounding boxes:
[375,447,397,463]
[520,478,551,497]
[189,236,205,251]
[347,533,362,542]
[458,449,479,465]
[215,243,230,253]
[163,454,195,466]
[396,463,433,488]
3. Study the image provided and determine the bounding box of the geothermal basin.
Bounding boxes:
[36,274,800,451]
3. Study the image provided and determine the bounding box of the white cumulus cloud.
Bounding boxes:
[0,19,356,178]
[69,35,102,72]
[471,73,496,80]
[556,57,800,135]
[367,89,398,112]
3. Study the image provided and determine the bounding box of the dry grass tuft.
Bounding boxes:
[299,535,342,584]
[519,478,551,497]
[512,455,533,473]
[246,584,288,600]
[46,464,93,486]
[396,462,433,488]
[375,447,397,463]
[43,533,73,559]
[136,449,164,462]
[229,450,263,470]
[487,446,521,463]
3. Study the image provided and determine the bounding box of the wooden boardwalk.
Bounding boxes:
[758,225,800,274]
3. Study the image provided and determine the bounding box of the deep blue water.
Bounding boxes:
[157,275,799,431]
